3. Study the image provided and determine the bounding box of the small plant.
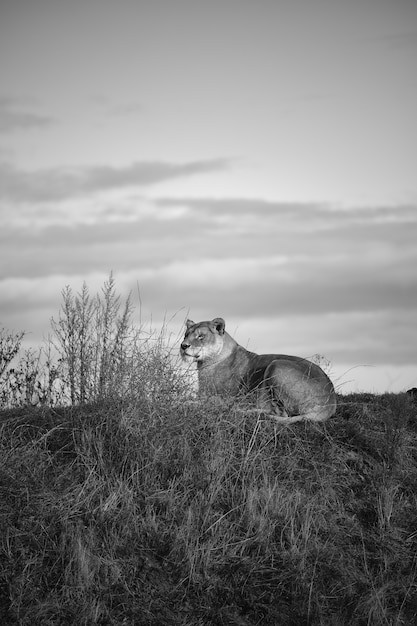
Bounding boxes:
[1,274,183,409]
[0,327,25,379]
[49,273,137,404]
[0,327,26,407]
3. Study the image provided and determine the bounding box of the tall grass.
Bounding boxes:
[0,274,184,409]
[1,389,416,624]
[49,274,138,404]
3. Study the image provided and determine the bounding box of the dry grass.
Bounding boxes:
[1,389,417,625]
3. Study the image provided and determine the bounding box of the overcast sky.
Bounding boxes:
[1,0,416,393]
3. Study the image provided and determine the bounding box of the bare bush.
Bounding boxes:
[0,327,25,407]
[1,274,186,409]
[48,273,187,407]
[50,275,133,403]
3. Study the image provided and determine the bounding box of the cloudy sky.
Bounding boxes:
[1,0,416,393]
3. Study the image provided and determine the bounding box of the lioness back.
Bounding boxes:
[180,317,337,423]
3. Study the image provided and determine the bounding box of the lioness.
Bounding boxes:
[180,317,337,422]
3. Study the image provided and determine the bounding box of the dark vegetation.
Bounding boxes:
[1,277,416,624]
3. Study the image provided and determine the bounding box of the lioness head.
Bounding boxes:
[180,318,226,363]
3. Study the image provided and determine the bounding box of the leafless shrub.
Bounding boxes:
[1,274,186,408]
[49,274,138,404]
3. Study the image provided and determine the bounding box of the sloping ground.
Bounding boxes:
[0,393,416,625]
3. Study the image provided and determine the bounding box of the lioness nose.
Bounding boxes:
[181,342,190,351]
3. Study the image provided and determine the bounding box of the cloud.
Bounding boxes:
[0,158,232,203]
[0,97,54,132]
[108,102,144,116]
[367,31,417,51]
[125,254,417,321]
[3,232,417,317]
[158,196,417,225]
[3,198,417,298]
[1,193,416,391]
[2,269,415,373]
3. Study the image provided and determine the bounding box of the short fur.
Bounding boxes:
[180,317,337,423]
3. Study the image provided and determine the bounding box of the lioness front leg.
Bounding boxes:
[259,367,313,422]
[257,383,289,417]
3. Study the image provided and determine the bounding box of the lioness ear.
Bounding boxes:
[212,317,225,335]
[186,319,195,330]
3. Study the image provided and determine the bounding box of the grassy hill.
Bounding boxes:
[1,391,416,625]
